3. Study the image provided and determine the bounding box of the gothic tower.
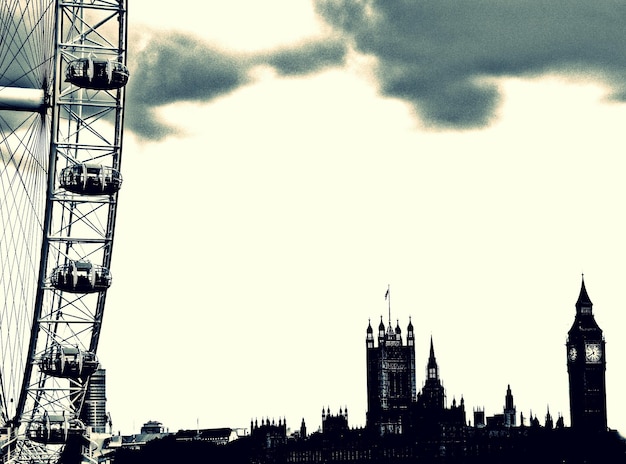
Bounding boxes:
[566,277,607,432]
[503,384,516,427]
[418,337,445,410]
[366,317,416,435]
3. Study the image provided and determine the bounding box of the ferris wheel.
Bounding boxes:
[0,1,129,462]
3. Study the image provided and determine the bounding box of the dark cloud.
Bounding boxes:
[125,31,347,140]
[125,32,250,140]
[261,38,347,76]
[130,34,248,106]
[314,0,626,129]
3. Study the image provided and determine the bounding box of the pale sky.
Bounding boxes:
[97,0,626,436]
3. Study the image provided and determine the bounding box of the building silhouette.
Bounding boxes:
[566,277,607,432]
[365,317,416,434]
[483,385,516,428]
[81,368,108,433]
[110,279,626,464]
[416,336,446,411]
[250,417,288,450]
[322,408,349,436]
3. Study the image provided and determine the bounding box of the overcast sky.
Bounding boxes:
[98,0,626,436]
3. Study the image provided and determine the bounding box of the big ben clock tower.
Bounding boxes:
[566,277,607,433]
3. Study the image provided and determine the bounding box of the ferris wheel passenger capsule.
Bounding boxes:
[28,413,85,444]
[59,163,122,195]
[65,57,129,90]
[50,260,112,293]
[39,346,99,379]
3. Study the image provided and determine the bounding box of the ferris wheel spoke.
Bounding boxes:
[0,103,47,435]
[0,0,54,89]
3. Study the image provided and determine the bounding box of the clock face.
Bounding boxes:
[585,343,602,363]
[568,346,577,361]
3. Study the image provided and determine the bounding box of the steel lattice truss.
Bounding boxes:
[0,1,128,463]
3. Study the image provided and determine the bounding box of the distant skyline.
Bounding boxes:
[97,0,626,436]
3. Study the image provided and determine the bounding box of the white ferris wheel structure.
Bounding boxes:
[0,0,129,462]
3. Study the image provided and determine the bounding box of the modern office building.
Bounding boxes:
[82,368,108,433]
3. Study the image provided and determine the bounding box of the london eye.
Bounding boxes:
[0,1,128,462]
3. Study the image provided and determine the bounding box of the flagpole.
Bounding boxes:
[386,284,391,327]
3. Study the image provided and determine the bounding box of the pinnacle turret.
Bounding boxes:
[426,336,439,381]
[428,337,437,368]
[575,275,593,314]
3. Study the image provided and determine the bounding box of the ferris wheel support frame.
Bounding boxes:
[0,1,129,462]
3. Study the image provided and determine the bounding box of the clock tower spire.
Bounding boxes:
[566,276,607,432]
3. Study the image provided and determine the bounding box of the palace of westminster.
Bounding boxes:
[111,279,626,463]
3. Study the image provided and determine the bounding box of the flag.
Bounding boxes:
[385,287,389,300]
